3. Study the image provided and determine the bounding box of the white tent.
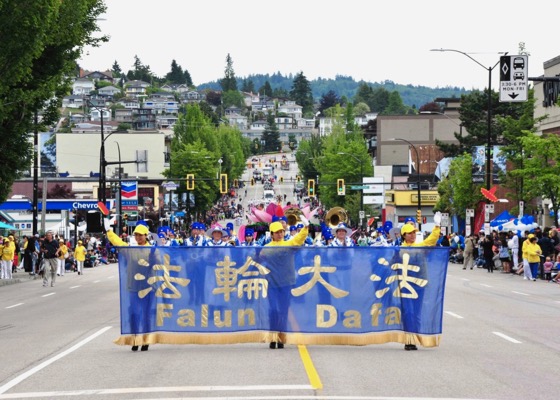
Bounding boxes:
[46,221,87,233]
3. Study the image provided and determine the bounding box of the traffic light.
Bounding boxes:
[416,209,422,224]
[220,174,228,194]
[251,178,255,186]
[337,179,345,196]
[307,179,315,197]
[280,176,284,183]
[233,179,239,188]
[186,174,195,190]
[297,175,301,182]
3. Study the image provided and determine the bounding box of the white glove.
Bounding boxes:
[103,217,113,232]
[433,211,442,226]
[299,215,309,227]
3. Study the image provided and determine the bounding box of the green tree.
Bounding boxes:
[126,55,154,83]
[172,103,219,155]
[216,125,247,181]
[354,102,370,116]
[222,90,245,109]
[220,53,238,92]
[258,81,273,97]
[437,90,525,157]
[380,91,408,115]
[290,72,314,116]
[295,135,323,184]
[183,69,193,87]
[261,113,281,152]
[168,143,218,216]
[166,59,185,84]
[313,106,371,222]
[497,89,541,213]
[0,0,107,203]
[319,90,340,114]
[111,60,122,78]
[509,134,560,224]
[434,154,482,217]
[241,79,255,93]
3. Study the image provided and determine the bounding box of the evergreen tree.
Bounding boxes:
[220,53,237,92]
[258,81,273,97]
[166,59,185,84]
[319,90,340,114]
[261,112,281,152]
[437,90,526,157]
[111,61,122,78]
[183,69,193,87]
[241,79,255,93]
[290,72,314,116]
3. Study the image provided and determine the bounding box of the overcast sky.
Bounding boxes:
[79,0,556,91]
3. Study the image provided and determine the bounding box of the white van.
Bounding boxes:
[263,190,275,203]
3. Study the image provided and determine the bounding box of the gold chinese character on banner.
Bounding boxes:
[137,254,190,299]
[371,253,427,299]
[291,255,349,298]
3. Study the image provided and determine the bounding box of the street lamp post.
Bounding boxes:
[338,152,364,228]
[88,100,107,204]
[430,48,505,192]
[391,139,422,231]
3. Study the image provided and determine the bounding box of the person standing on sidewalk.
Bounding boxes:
[41,231,59,287]
[463,234,476,270]
[1,237,14,280]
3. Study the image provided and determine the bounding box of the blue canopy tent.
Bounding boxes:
[490,210,514,227]
[0,221,18,230]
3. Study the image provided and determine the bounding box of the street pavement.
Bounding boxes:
[1,257,560,399]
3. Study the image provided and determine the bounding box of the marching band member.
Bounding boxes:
[296,223,314,246]
[184,222,209,246]
[240,228,258,246]
[207,227,230,246]
[329,223,355,247]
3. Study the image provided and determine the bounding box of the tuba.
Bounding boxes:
[325,207,348,228]
[285,206,303,227]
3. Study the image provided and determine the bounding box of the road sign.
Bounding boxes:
[162,181,179,190]
[499,55,528,102]
[359,211,365,219]
[350,185,370,190]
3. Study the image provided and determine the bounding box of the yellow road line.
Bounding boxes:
[297,344,323,390]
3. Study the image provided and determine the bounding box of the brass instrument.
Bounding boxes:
[325,207,348,228]
[285,207,303,227]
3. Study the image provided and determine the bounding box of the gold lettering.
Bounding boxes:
[214,309,232,327]
[317,304,337,328]
[201,304,208,327]
[238,308,256,326]
[292,255,349,298]
[385,307,401,325]
[177,309,196,327]
[156,303,173,327]
[342,310,361,328]
[370,303,382,326]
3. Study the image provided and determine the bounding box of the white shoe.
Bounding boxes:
[523,277,528,280]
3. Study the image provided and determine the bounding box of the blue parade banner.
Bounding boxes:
[114,246,450,348]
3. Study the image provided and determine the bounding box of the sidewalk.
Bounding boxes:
[0,269,38,287]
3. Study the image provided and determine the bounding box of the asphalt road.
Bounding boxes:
[1,260,559,400]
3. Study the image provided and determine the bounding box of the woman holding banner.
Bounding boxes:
[399,211,442,351]
[107,222,157,352]
[262,214,310,349]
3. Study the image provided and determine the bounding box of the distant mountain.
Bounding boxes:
[197,73,469,108]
